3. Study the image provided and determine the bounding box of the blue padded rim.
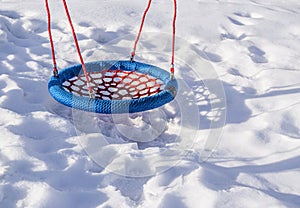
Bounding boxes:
[48,60,178,114]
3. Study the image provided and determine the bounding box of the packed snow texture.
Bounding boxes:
[1,0,300,207]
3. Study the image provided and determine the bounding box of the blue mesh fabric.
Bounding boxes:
[48,60,177,114]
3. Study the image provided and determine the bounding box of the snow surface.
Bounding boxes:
[1,0,300,207]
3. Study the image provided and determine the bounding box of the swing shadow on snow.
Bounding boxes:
[69,61,254,204]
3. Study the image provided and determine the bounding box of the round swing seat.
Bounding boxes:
[48,60,177,114]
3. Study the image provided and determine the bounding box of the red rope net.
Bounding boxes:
[62,70,165,100]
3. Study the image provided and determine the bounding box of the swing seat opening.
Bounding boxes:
[48,60,178,114]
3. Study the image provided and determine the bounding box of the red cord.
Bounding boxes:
[45,0,58,76]
[131,0,153,61]
[62,0,94,96]
[132,0,177,75]
[170,0,177,74]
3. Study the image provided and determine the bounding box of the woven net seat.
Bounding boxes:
[48,60,177,114]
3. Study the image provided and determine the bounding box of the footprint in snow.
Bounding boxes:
[233,11,264,19]
[227,11,263,27]
[248,45,268,64]
[227,16,246,26]
[220,27,248,41]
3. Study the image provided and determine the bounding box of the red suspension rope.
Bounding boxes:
[130,0,153,62]
[131,0,177,76]
[45,0,58,77]
[170,0,177,75]
[61,0,94,97]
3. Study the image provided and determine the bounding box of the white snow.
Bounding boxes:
[1,0,300,207]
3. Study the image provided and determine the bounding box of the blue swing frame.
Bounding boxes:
[48,60,177,114]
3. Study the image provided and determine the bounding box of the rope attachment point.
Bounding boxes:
[170,64,175,79]
[130,51,135,62]
[53,65,58,77]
